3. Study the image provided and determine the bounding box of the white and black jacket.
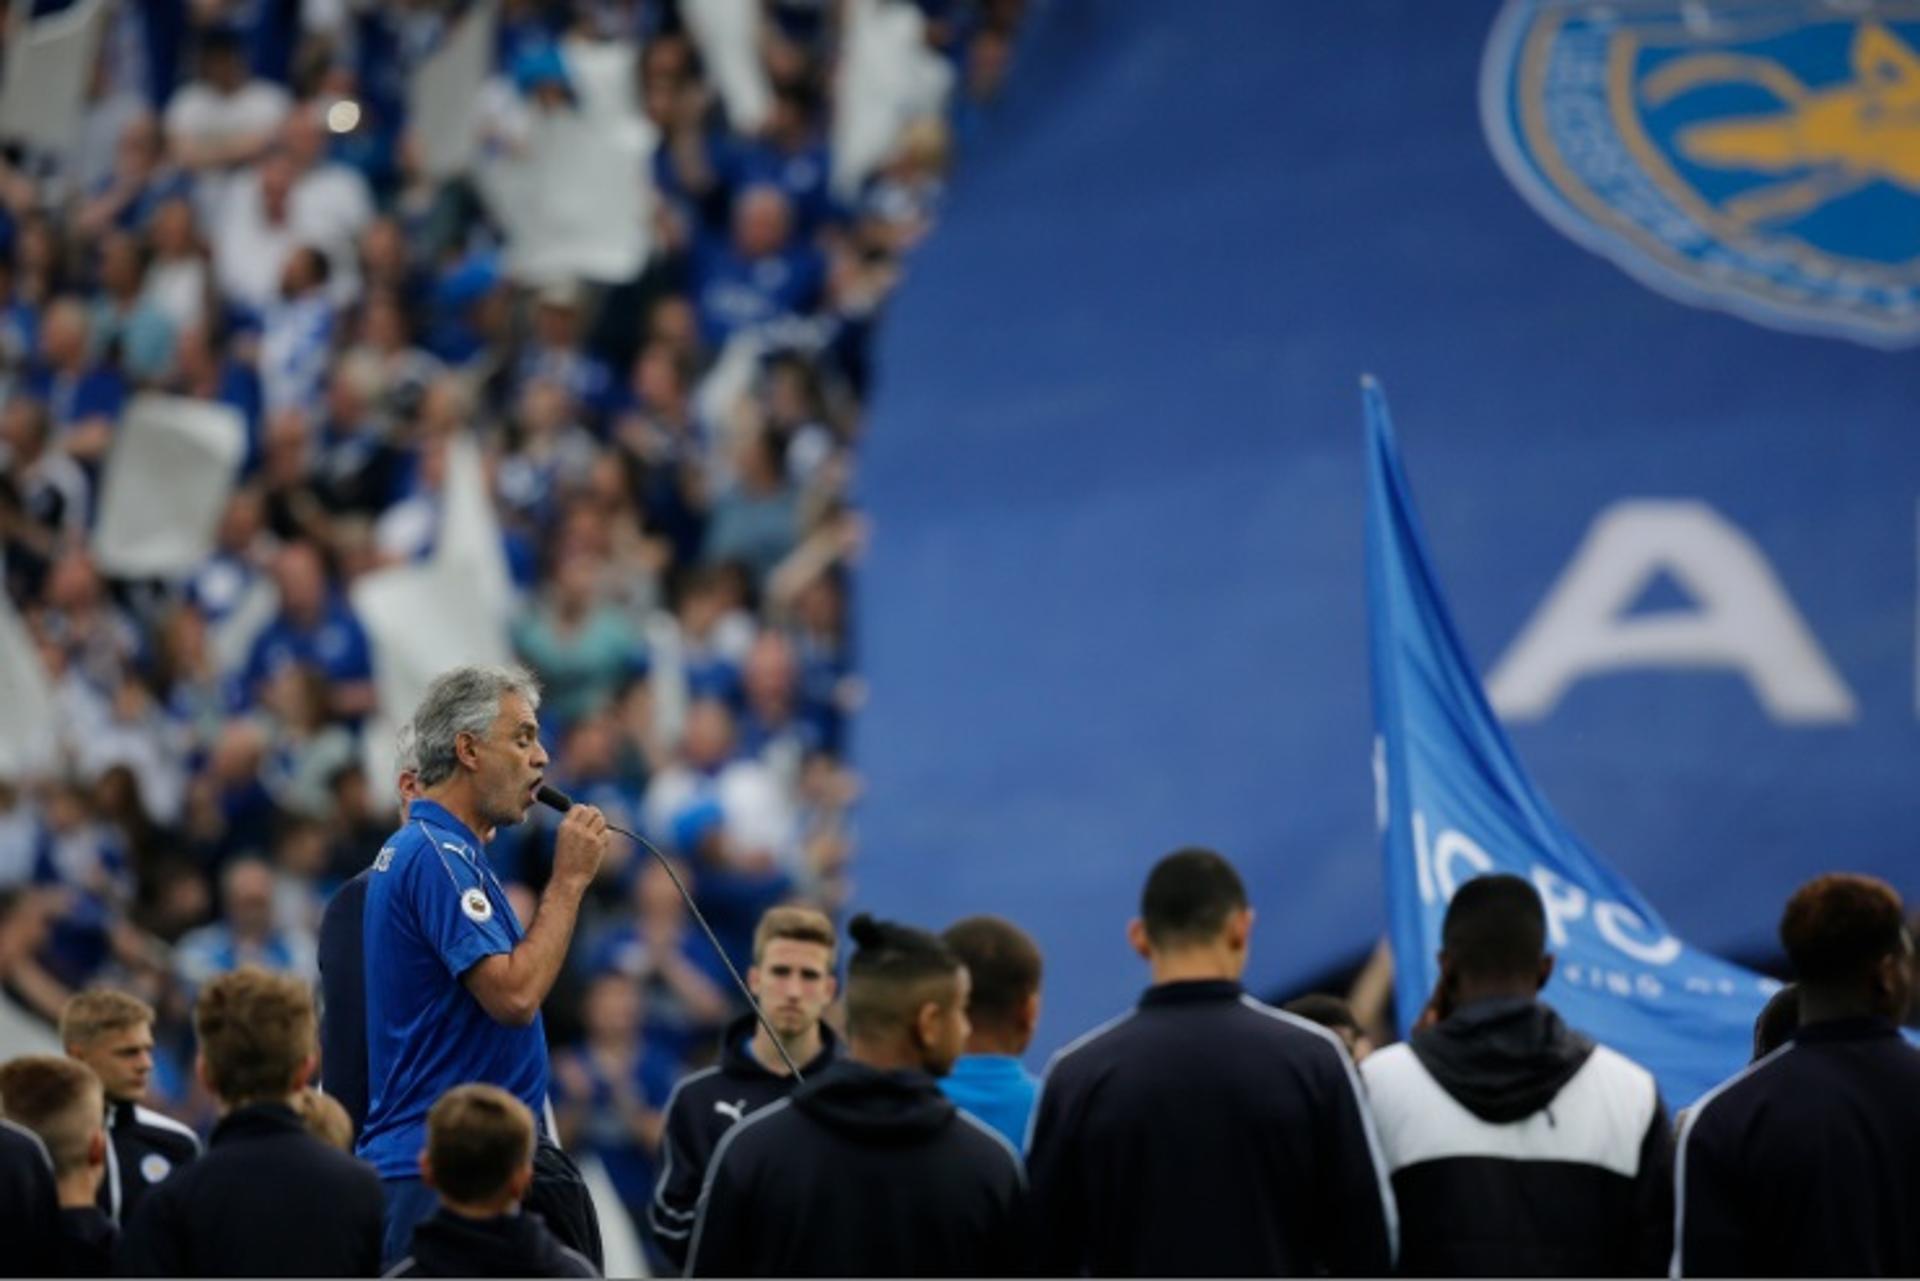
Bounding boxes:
[648,1013,840,1270]
[1361,997,1672,1276]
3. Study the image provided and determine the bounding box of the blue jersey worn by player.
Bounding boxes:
[357,799,546,1177]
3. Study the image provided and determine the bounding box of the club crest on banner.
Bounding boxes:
[1482,0,1920,347]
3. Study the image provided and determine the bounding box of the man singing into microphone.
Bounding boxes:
[356,665,610,1266]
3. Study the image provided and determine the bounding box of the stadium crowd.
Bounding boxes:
[0,0,1019,1256]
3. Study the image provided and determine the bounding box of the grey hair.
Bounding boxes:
[394,722,419,775]
[411,665,542,788]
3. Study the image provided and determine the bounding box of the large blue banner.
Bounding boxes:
[1366,379,1774,1108]
[852,0,1920,1070]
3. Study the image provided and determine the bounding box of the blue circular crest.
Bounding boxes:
[1482,0,1920,347]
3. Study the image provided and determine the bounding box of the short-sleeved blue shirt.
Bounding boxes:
[356,800,549,1179]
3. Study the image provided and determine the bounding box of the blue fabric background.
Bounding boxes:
[852,0,1920,1065]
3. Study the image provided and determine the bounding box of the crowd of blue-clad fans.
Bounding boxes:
[0,0,1025,1251]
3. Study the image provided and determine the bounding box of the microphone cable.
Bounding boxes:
[535,785,804,1079]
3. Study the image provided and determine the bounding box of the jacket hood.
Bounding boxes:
[789,1060,955,1144]
[1410,997,1594,1123]
[718,1011,842,1080]
[406,1208,580,1278]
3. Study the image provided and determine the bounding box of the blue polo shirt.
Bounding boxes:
[356,801,548,1179]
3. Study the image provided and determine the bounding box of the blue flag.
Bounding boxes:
[1363,377,1776,1109]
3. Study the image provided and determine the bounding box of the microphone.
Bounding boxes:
[536,785,804,1079]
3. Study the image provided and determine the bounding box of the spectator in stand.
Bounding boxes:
[759,351,841,487]
[25,298,124,465]
[643,33,730,234]
[310,364,405,518]
[1026,848,1396,1276]
[517,282,614,424]
[731,82,838,238]
[645,698,797,883]
[512,551,647,733]
[0,1055,117,1276]
[1362,875,1671,1275]
[117,967,385,1277]
[1283,993,1374,1062]
[173,858,318,995]
[584,855,733,1058]
[737,630,819,782]
[527,713,643,893]
[257,661,358,820]
[31,779,134,993]
[279,105,374,299]
[685,914,1030,1277]
[704,426,801,586]
[550,972,680,1245]
[336,290,439,429]
[168,323,264,465]
[1675,874,1920,1277]
[164,26,292,221]
[939,914,1043,1149]
[89,231,177,384]
[0,887,69,1056]
[691,185,825,349]
[259,246,337,415]
[612,342,703,565]
[858,116,950,256]
[138,197,212,337]
[649,903,842,1268]
[668,566,757,705]
[58,988,200,1227]
[0,396,89,601]
[77,114,189,240]
[388,1085,597,1279]
[212,149,304,314]
[241,540,375,721]
[496,377,600,531]
[41,550,142,696]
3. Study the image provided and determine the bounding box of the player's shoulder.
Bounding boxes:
[707,1097,798,1168]
[661,1065,727,1115]
[1235,994,1352,1056]
[1045,1008,1142,1075]
[372,819,474,884]
[950,1107,1026,1182]
[130,1106,203,1155]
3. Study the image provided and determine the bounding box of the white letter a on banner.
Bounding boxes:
[1486,500,1856,724]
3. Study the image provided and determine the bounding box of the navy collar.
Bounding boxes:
[409,799,484,856]
[1792,1015,1902,1045]
[210,1102,302,1145]
[1139,978,1243,1007]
